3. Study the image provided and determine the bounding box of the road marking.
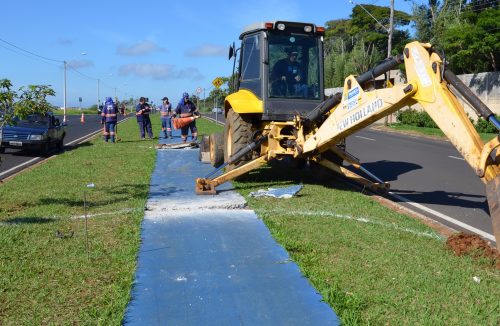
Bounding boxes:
[355,135,376,141]
[448,155,465,161]
[0,157,41,178]
[389,192,495,243]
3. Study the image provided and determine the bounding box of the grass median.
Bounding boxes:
[1,117,498,324]
[388,123,497,143]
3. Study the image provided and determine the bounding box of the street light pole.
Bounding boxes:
[63,60,67,125]
[97,78,100,110]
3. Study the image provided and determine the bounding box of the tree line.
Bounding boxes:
[324,0,499,87]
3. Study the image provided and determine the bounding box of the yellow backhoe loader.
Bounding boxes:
[195,21,500,249]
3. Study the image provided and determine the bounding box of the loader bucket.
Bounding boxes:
[486,176,500,250]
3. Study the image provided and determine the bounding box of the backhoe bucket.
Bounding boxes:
[485,176,500,250]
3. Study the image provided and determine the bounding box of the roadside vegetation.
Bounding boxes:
[390,109,497,142]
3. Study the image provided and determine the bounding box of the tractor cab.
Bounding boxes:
[228,21,325,121]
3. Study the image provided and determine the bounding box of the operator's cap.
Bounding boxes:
[287,47,298,55]
[182,92,189,98]
[162,97,168,101]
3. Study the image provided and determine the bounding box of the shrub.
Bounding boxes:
[396,109,499,134]
[395,109,438,128]
[474,116,499,134]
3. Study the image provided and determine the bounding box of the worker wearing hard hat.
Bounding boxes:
[101,97,119,143]
[173,92,199,143]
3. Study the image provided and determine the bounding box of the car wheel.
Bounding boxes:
[56,137,64,152]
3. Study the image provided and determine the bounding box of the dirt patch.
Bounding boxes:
[446,232,500,269]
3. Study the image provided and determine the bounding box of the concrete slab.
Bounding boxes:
[124,130,339,325]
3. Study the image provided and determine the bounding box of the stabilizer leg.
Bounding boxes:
[486,176,500,250]
[196,155,269,195]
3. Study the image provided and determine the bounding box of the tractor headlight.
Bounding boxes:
[277,23,286,31]
[29,134,43,140]
[304,25,312,33]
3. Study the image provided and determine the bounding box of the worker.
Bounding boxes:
[174,92,199,142]
[135,97,153,139]
[142,101,154,139]
[101,97,118,143]
[271,47,308,97]
[159,97,173,138]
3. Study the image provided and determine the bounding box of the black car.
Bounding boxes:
[0,112,66,155]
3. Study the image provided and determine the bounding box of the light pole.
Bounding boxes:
[349,0,394,124]
[63,60,67,125]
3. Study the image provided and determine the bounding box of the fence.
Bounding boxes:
[325,71,500,123]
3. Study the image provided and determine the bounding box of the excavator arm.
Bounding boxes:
[196,42,500,249]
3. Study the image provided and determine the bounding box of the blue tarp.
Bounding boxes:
[124,131,340,325]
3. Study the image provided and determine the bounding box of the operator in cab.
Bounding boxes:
[271,48,308,97]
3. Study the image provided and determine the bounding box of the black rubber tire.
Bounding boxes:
[56,136,65,152]
[210,133,224,168]
[224,108,253,171]
[199,135,210,161]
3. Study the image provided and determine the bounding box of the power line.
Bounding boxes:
[0,37,62,63]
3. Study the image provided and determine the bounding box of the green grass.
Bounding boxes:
[233,161,500,324]
[389,123,497,143]
[2,116,498,324]
[53,108,98,115]
[0,116,221,324]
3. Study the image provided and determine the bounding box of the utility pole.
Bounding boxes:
[97,78,100,111]
[385,0,395,126]
[63,60,67,125]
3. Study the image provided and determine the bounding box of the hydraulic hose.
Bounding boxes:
[304,55,404,125]
[204,135,268,179]
[444,69,500,132]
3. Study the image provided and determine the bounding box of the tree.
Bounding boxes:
[14,85,55,119]
[412,0,499,73]
[0,79,17,126]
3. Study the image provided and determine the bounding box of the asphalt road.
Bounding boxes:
[347,128,495,242]
[0,114,127,180]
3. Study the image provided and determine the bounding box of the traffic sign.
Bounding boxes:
[212,77,224,89]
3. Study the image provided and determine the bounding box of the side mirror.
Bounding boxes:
[228,42,235,60]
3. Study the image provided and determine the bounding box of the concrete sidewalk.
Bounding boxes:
[124,132,339,325]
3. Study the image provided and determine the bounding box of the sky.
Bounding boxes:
[0,0,414,108]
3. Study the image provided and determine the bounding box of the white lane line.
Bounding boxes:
[448,155,465,161]
[355,135,376,141]
[389,192,495,243]
[0,157,41,178]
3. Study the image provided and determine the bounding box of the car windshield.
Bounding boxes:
[268,32,321,100]
[13,114,50,127]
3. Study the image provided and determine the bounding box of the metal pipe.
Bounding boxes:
[304,92,342,124]
[204,136,268,179]
[356,54,404,87]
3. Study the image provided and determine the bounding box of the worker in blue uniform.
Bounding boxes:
[135,97,154,139]
[101,97,118,142]
[174,92,199,143]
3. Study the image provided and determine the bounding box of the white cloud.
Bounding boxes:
[117,41,166,56]
[185,44,226,57]
[67,60,94,69]
[118,64,203,81]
